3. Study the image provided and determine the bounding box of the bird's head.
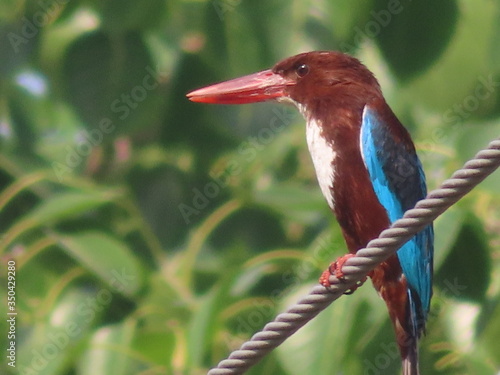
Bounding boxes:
[187,51,382,118]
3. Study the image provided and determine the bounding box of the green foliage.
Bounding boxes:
[1,1,499,374]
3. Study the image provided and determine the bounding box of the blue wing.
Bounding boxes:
[360,105,434,333]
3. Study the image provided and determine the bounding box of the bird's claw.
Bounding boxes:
[319,253,366,294]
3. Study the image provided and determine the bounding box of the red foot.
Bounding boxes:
[319,253,367,295]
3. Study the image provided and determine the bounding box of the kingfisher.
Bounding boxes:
[187,51,433,375]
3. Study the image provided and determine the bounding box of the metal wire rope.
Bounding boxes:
[207,138,500,375]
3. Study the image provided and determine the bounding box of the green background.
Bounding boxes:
[1,0,500,374]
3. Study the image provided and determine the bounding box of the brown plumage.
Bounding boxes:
[188,51,432,375]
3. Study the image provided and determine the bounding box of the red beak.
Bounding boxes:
[186,69,292,104]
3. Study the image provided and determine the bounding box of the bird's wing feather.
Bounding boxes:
[360,105,434,331]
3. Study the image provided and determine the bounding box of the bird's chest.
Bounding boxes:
[305,118,337,209]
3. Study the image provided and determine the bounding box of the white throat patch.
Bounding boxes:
[279,99,336,210]
[305,117,336,209]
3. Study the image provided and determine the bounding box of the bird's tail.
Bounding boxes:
[402,343,419,375]
[401,288,425,375]
[389,290,422,375]
[371,262,426,375]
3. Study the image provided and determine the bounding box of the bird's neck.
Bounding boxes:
[302,97,393,250]
[301,99,365,207]
[304,115,337,209]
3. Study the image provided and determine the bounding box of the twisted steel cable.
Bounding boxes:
[207,138,500,375]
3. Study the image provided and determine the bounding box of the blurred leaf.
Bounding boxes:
[8,74,84,161]
[490,10,500,67]
[26,190,117,224]
[433,207,466,271]
[0,0,22,21]
[456,122,500,163]
[77,321,138,375]
[162,52,235,168]
[254,183,327,223]
[277,284,392,375]
[56,231,144,298]
[374,0,458,80]
[397,0,498,112]
[329,0,375,51]
[132,330,175,369]
[225,0,294,73]
[210,207,286,253]
[17,286,98,375]
[230,263,273,296]
[0,21,39,76]
[476,299,500,370]
[456,122,500,195]
[187,287,223,369]
[231,249,311,296]
[39,9,98,83]
[1,190,120,250]
[95,0,166,32]
[435,215,491,303]
[462,355,499,375]
[63,30,163,133]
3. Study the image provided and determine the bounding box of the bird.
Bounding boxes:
[187,51,433,375]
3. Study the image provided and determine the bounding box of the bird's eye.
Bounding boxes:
[296,64,309,78]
